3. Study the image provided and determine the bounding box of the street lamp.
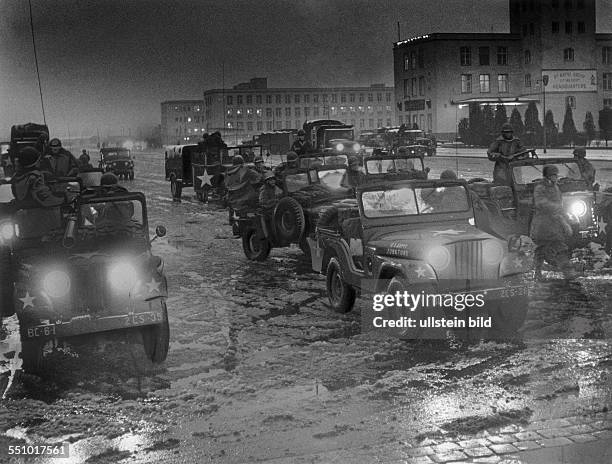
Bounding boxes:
[542,73,549,153]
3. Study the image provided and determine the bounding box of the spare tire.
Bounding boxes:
[273,197,305,243]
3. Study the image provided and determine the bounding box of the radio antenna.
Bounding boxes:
[28,0,46,125]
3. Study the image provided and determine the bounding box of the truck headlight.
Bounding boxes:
[568,200,587,218]
[335,143,344,152]
[108,261,138,292]
[427,246,450,270]
[353,143,360,151]
[0,221,15,241]
[43,270,71,298]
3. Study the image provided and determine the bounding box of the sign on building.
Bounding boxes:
[404,99,426,111]
[542,69,597,92]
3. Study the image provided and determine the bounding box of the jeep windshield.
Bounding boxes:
[365,157,423,174]
[298,154,348,169]
[284,173,310,193]
[361,185,470,218]
[318,168,347,192]
[324,129,354,145]
[512,162,583,185]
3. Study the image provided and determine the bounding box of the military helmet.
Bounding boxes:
[263,171,276,181]
[297,129,306,136]
[232,155,245,165]
[101,172,119,185]
[348,156,360,167]
[286,151,299,162]
[16,146,41,168]
[440,169,458,180]
[79,153,90,163]
[254,155,264,164]
[543,165,559,178]
[49,138,62,148]
[573,147,587,157]
[501,123,513,133]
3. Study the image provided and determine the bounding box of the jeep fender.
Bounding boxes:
[374,260,431,293]
[319,239,362,286]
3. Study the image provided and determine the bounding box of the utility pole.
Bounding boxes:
[542,72,548,153]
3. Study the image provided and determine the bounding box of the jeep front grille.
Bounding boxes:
[449,240,485,280]
[72,264,108,314]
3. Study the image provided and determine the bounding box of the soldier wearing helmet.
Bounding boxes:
[259,170,281,211]
[530,164,574,279]
[225,154,261,212]
[40,138,79,179]
[340,156,365,194]
[252,155,268,175]
[573,147,596,188]
[290,129,314,156]
[487,123,525,185]
[11,146,65,208]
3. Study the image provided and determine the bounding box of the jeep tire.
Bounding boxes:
[141,301,170,363]
[326,258,356,313]
[273,197,305,243]
[170,176,182,200]
[242,228,271,261]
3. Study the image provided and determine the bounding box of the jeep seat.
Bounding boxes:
[469,181,493,199]
[489,185,515,210]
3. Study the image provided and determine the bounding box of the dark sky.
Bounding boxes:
[0,0,610,140]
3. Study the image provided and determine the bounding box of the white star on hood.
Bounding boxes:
[196,169,212,186]
[145,279,161,293]
[19,292,35,309]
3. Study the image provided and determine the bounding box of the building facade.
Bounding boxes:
[393,0,612,140]
[202,78,395,144]
[160,100,205,146]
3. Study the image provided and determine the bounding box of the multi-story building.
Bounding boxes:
[160,100,205,146]
[202,78,396,144]
[393,0,612,140]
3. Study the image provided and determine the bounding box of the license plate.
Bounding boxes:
[126,311,164,326]
[26,325,56,338]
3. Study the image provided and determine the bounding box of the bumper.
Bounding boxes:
[19,298,166,340]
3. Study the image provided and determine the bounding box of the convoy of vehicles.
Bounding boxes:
[253,130,296,156]
[303,119,360,154]
[99,147,135,180]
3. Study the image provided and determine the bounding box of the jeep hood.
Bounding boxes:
[368,222,495,256]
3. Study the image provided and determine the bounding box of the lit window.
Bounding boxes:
[497,47,508,65]
[403,54,410,71]
[604,73,612,91]
[564,48,575,62]
[461,74,472,93]
[479,74,490,93]
[525,73,531,87]
[411,78,417,97]
[498,74,509,93]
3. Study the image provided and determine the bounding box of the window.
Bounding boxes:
[605,98,612,107]
[236,122,243,130]
[524,50,531,64]
[411,78,417,97]
[411,51,417,69]
[236,108,243,118]
[460,46,471,66]
[247,122,253,131]
[479,74,490,93]
[404,79,410,98]
[275,108,282,118]
[276,95,281,104]
[377,93,382,102]
[266,108,272,117]
[498,74,509,93]
[564,48,575,62]
[566,96,576,109]
[285,107,291,117]
[525,73,531,87]
[304,107,309,117]
[497,47,508,65]
[295,107,301,117]
[341,94,347,103]
[237,95,243,104]
[313,107,319,116]
[266,95,272,104]
[246,108,253,117]
[565,21,573,34]
[246,95,252,104]
[552,21,559,33]
[461,74,472,93]
[479,47,490,65]
[304,94,310,103]
[294,94,300,104]
[331,94,338,103]
[368,93,374,102]
[427,114,433,131]
[418,77,425,96]
[313,94,319,103]
[386,93,392,102]
[256,95,262,104]
[578,22,585,33]
[604,47,612,64]
[359,94,364,102]
[227,96,233,105]
[360,119,365,128]
[323,94,328,102]
[256,108,262,117]
[285,94,291,104]
[404,54,410,71]
[604,73,612,91]
[368,119,374,127]
[386,118,392,126]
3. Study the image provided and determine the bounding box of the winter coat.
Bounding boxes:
[575,158,596,187]
[259,183,281,210]
[291,140,314,156]
[40,149,79,178]
[11,169,65,208]
[487,136,524,185]
[225,165,261,211]
[530,178,571,243]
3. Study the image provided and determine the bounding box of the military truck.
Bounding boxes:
[303,120,360,154]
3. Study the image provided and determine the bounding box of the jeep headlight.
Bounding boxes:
[568,200,587,218]
[42,270,71,299]
[108,261,138,292]
[335,143,344,152]
[353,143,360,152]
[427,246,450,270]
[0,221,15,241]
[483,240,505,265]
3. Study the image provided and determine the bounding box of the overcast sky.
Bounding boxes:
[1,0,610,140]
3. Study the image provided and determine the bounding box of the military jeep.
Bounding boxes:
[311,179,533,338]
[363,151,429,181]
[238,163,355,261]
[99,147,134,180]
[0,178,169,372]
[468,150,598,248]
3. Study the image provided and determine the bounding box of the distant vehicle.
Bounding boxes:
[99,147,134,180]
[0,177,169,371]
[363,150,429,180]
[253,130,296,156]
[5,123,50,178]
[303,120,360,154]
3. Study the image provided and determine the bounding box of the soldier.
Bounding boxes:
[225,155,261,212]
[40,138,79,179]
[273,151,300,177]
[530,165,574,280]
[78,152,94,171]
[11,147,65,208]
[341,156,365,193]
[290,130,314,156]
[487,123,524,185]
[253,155,269,175]
[573,147,596,188]
[259,171,281,212]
